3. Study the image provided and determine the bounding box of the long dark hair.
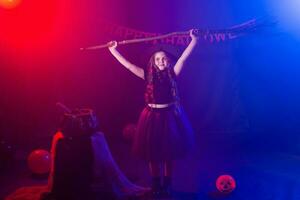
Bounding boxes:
[145,50,180,104]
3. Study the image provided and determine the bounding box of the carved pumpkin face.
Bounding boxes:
[216,175,236,193]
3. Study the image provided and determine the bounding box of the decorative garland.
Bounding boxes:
[81,18,274,50]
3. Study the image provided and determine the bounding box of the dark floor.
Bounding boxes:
[1,134,300,200]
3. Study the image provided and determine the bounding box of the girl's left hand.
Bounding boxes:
[189,29,198,40]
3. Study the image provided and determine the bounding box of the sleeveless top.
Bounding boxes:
[144,67,179,104]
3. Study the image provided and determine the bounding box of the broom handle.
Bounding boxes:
[80,31,190,50]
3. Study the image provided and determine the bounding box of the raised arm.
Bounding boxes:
[174,29,198,76]
[108,41,145,79]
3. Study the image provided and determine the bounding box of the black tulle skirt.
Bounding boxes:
[132,105,194,162]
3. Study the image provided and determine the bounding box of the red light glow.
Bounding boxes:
[0,0,22,9]
[0,0,57,47]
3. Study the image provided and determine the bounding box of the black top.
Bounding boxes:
[144,68,177,104]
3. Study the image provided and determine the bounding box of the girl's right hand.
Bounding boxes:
[108,41,118,49]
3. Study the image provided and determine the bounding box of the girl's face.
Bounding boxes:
[154,51,170,70]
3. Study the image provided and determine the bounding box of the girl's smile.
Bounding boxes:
[154,51,170,70]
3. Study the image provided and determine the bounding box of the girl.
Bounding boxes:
[108,29,198,197]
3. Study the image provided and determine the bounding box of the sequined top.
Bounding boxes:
[144,68,179,104]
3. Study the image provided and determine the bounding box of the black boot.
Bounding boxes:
[151,176,162,198]
[161,176,172,198]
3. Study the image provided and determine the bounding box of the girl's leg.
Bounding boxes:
[163,161,172,177]
[149,161,161,195]
[149,161,161,177]
[162,161,172,196]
